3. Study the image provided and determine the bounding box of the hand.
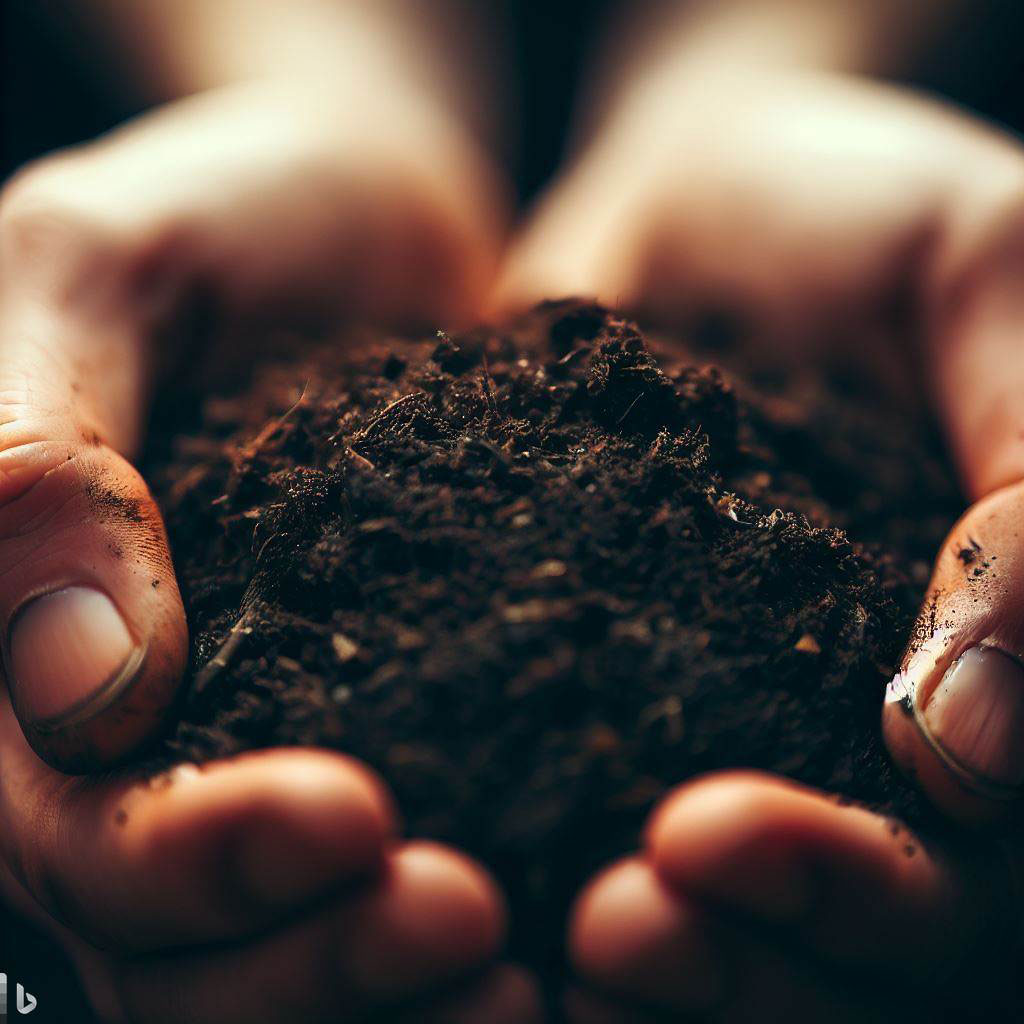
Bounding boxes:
[498,67,1024,1018]
[0,80,537,1022]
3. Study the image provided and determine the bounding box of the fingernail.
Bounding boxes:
[7,586,143,730]
[922,645,1024,787]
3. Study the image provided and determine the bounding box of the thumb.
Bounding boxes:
[884,183,1024,825]
[884,483,1024,825]
[0,208,187,774]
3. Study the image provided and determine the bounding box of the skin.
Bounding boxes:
[496,21,1024,1021]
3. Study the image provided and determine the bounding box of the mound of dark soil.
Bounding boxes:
[146,301,961,969]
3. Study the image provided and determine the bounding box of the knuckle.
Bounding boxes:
[0,414,84,520]
[0,413,154,560]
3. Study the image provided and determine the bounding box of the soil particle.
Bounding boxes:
[86,482,145,524]
[958,539,981,566]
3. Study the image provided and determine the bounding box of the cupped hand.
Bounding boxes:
[0,81,543,1022]
[497,68,1024,1018]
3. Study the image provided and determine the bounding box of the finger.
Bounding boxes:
[6,84,504,338]
[0,285,187,770]
[926,157,1024,501]
[493,75,959,331]
[112,841,505,1024]
[495,75,1024,409]
[644,772,992,971]
[569,856,939,1024]
[570,857,725,1017]
[882,129,1024,820]
[882,483,1024,823]
[0,734,395,950]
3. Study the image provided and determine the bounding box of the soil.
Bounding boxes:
[145,301,962,973]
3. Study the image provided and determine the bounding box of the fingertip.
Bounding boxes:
[645,771,814,918]
[344,840,507,1002]
[488,237,608,324]
[43,750,398,948]
[15,622,186,776]
[644,771,962,968]
[487,168,636,322]
[228,750,398,908]
[570,859,671,985]
[882,483,1024,828]
[882,697,1018,827]
[394,841,507,964]
[569,857,723,1013]
[645,772,897,918]
[484,254,545,323]
[0,442,188,774]
[149,750,397,887]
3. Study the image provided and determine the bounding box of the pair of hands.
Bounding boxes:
[1,67,1022,1021]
